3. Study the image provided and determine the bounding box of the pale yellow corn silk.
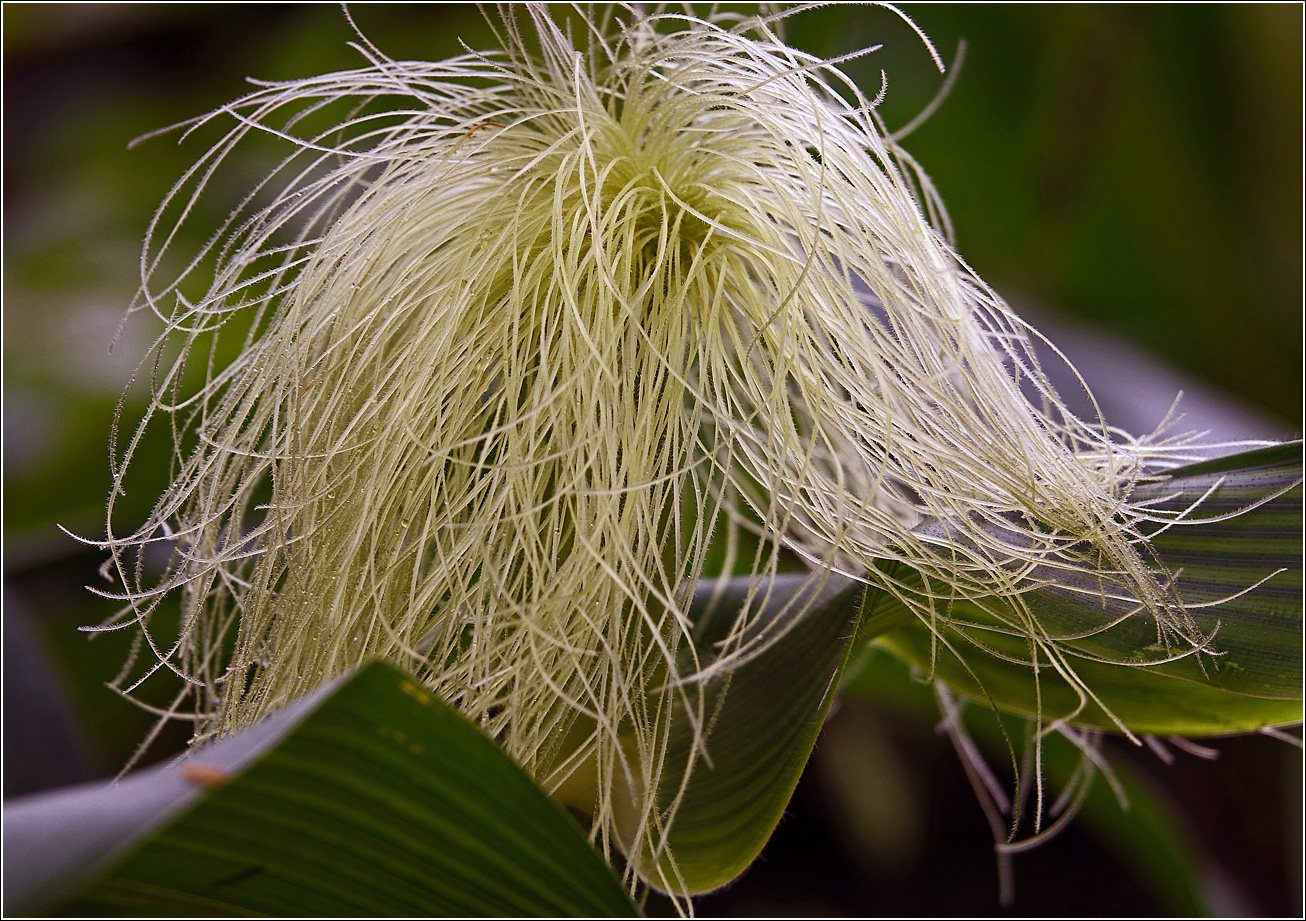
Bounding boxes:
[99,4,1211,892]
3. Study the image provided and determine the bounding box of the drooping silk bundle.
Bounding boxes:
[101,6,1203,886]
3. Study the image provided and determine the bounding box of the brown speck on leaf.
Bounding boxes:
[183,762,234,788]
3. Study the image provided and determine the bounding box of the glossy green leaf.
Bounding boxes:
[873,443,1303,735]
[25,661,636,917]
[1021,443,1302,694]
[875,610,1302,735]
[635,572,865,894]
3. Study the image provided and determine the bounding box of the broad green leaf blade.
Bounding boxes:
[1021,443,1302,701]
[1121,442,1303,696]
[875,610,1302,735]
[874,443,1303,735]
[29,662,636,917]
[2,684,340,916]
[637,572,864,894]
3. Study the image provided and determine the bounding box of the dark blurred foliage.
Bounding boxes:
[3,4,1301,916]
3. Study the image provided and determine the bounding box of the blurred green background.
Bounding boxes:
[4,4,1301,916]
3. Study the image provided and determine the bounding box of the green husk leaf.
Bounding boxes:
[38,661,636,917]
[874,443,1303,735]
[875,610,1301,735]
[636,572,865,894]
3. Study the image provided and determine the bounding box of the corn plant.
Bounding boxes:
[4,5,1300,916]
